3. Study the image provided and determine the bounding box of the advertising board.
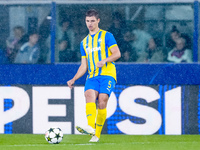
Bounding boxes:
[1,85,198,134]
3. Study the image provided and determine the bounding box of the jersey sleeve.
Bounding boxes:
[80,41,86,58]
[105,32,117,49]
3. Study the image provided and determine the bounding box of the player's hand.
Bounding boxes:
[97,60,106,68]
[67,79,75,89]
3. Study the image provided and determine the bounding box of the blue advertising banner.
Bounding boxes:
[0,64,200,85]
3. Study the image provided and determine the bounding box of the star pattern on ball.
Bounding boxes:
[48,128,54,133]
[45,127,63,144]
[47,136,52,142]
[55,133,61,140]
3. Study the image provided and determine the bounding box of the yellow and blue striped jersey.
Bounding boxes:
[80,29,118,81]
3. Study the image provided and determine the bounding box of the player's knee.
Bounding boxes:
[98,100,108,109]
[85,91,96,102]
[98,104,106,109]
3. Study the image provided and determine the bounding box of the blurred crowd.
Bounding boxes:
[108,12,192,63]
[0,11,193,64]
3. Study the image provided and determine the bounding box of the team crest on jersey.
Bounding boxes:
[98,38,102,43]
[86,47,101,53]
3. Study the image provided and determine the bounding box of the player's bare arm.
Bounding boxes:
[97,45,121,68]
[67,58,88,89]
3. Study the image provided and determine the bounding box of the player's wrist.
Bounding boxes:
[72,78,76,82]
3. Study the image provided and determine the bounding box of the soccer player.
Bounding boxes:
[67,9,121,142]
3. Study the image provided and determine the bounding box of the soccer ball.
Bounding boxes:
[45,127,63,144]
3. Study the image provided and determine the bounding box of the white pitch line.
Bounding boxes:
[2,143,94,147]
[2,141,198,147]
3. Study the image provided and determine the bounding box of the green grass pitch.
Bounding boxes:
[0,134,200,150]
